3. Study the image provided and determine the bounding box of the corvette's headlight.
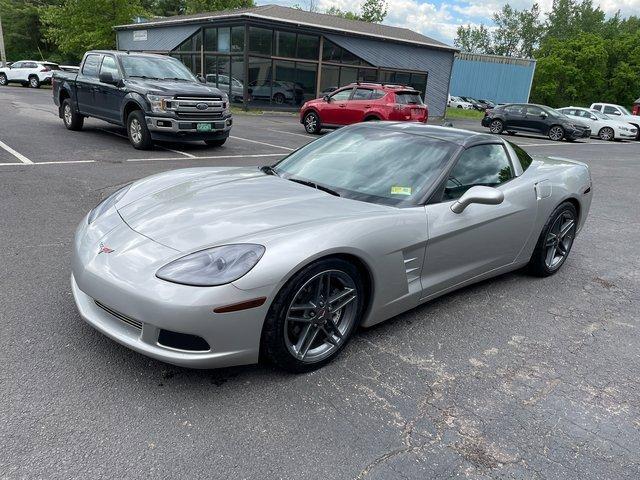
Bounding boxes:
[156,244,265,286]
[88,184,131,224]
[147,94,174,113]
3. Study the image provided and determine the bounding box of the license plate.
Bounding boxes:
[196,123,213,132]
[411,109,423,119]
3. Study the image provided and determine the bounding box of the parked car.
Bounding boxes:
[448,95,474,109]
[0,60,60,88]
[206,73,244,103]
[249,80,303,105]
[482,103,591,141]
[300,83,428,134]
[557,106,638,141]
[459,96,486,111]
[52,50,232,150]
[478,98,496,109]
[590,103,640,139]
[70,122,592,372]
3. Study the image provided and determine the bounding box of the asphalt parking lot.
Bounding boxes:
[2,86,640,479]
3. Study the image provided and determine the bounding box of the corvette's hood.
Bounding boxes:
[117,167,388,252]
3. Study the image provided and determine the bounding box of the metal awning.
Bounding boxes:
[324,34,444,71]
[117,25,200,52]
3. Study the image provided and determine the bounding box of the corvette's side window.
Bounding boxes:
[443,144,514,201]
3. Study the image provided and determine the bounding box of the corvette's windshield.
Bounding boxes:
[274,125,456,206]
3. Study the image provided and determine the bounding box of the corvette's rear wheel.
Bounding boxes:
[261,258,364,372]
[527,202,577,277]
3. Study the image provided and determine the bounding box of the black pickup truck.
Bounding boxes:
[52,50,232,149]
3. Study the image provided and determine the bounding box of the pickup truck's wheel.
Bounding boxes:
[62,99,84,131]
[0,74,7,86]
[29,75,40,88]
[204,138,226,147]
[127,110,153,150]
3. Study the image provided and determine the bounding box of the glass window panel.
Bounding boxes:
[249,27,272,55]
[204,28,217,51]
[339,66,357,86]
[204,55,217,84]
[230,55,245,103]
[358,68,377,82]
[330,88,352,101]
[395,71,411,85]
[352,88,373,100]
[296,34,319,60]
[409,73,427,99]
[217,56,231,95]
[273,60,296,105]
[180,54,194,73]
[320,65,339,94]
[178,36,192,52]
[295,61,317,104]
[248,56,272,106]
[100,56,119,77]
[231,26,244,53]
[341,49,360,65]
[82,54,102,77]
[275,31,296,58]
[193,30,202,52]
[218,27,230,53]
[322,39,342,62]
[379,70,395,83]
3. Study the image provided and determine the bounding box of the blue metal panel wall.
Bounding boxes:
[325,34,455,117]
[449,56,536,104]
[117,25,200,52]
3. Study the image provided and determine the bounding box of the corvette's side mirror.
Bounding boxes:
[451,186,504,214]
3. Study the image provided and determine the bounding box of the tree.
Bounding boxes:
[184,0,253,15]
[454,24,492,54]
[325,0,387,23]
[40,0,148,60]
[0,0,58,61]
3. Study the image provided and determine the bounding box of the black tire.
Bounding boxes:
[61,98,84,131]
[126,110,153,150]
[527,202,578,277]
[364,116,380,122]
[303,111,321,134]
[273,92,286,104]
[28,75,40,88]
[204,138,227,147]
[0,74,7,86]
[261,257,365,373]
[506,130,516,136]
[21,82,29,87]
[489,119,504,134]
[548,125,565,141]
[456,105,463,109]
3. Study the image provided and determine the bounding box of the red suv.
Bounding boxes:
[300,83,428,134]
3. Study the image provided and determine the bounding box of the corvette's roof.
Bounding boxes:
[361,122,500,147]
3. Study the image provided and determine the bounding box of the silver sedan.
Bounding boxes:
[72,123,592,372]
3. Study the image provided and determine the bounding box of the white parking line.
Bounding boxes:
[266,128,313,139]
[230,136,295,151]
[98,128,195,158]
[127,153,285,162]
[0,160,96,167]
[0,140,33,164]
[521,142,625,147]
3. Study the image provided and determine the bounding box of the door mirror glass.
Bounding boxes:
[196,74,206,83]
[451,186,504,214]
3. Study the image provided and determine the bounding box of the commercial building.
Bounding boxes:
[449,52,537,104]
[114,5,457,116]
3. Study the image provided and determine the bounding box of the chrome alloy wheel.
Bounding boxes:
[544,211,576,269]
[0,75,7,86]
[549,126,564,141]
[284,270,358,363]
[599,127,614,141]
[63,104,72,126]
[129,118,142,144]
[304,114,317,133]
[489,120,503,134]
[30,77,38,87]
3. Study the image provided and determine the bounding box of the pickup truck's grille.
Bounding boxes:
[171,96,225,119]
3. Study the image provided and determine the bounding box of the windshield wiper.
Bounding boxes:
[128,75,162,80]
[260,165,280,177]
[288,177,341,197]
[163,77,190,81]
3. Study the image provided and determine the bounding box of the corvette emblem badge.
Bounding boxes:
[98,242,114,255]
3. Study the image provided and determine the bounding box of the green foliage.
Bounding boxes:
[0,0,58,61]
[183,0,253,15]
[454,24,492,54]
[325,0,387,23]
[40,0,148,60]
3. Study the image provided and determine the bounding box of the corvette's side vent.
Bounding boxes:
[403,255,421,285]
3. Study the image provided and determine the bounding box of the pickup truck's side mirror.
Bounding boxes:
[99,71,119,86]
[196,74,206,83]
[451,186,504,214]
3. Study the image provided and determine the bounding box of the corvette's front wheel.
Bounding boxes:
[261,258,364,372]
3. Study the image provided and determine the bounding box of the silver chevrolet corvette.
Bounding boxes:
[72,123,592,372]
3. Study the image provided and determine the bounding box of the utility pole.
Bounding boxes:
[0,15,6,67]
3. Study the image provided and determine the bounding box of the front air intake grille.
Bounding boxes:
[95,300,143,330]
[158,329,210,351]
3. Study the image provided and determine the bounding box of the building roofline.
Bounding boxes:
[114,11,458,52]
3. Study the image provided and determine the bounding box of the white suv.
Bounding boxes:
[0,61,60,88]
[590,103,640,140]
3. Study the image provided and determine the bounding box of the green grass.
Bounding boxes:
[444,107,485,120]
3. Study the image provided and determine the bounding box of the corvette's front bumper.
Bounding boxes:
[71,210,276,369]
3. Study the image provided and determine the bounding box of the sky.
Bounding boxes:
[257,0,640,45]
